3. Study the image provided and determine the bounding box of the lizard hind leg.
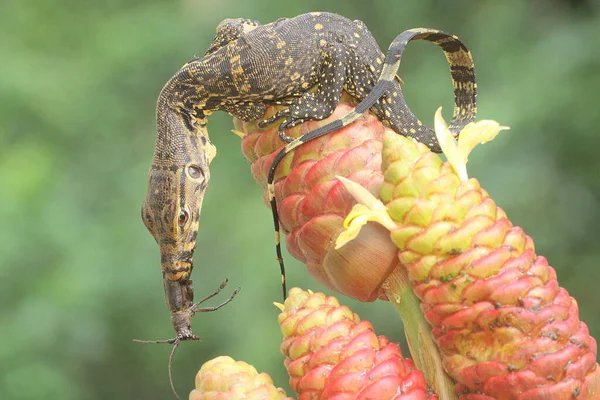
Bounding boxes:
[259,42,350,142]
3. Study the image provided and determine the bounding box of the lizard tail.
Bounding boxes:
[379,28,477,151]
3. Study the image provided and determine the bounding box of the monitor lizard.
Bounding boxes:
[139,11,476,354]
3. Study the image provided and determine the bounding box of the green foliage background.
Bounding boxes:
[1,0,599,399]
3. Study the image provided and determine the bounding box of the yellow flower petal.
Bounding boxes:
[335,221,364,248]
[434,107,508,182]
[343,204,372,228]
[336,176,380,210]
[335,177,398,249]
[457,120,510,163]
[231,129,247,138]
[434,107,466,181]
[434,107,458,156]
[335,205,372,249]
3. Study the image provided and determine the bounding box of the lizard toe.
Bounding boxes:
[259,109,290,128]
[271,99,295,106]
[277,124,296,143]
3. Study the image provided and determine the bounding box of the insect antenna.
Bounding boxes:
[132,336,194,400]
[133,282,239,399]
[167,339,183,400]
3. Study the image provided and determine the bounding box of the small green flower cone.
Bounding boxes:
[189,356,292,400]
[371,120,600,399]
[277,287,437,399]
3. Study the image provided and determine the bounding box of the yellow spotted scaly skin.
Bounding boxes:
[278,288,437,399]
[189,356,292,400]
[380,131,600,399]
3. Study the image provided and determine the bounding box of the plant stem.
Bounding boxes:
[382,266,458,400]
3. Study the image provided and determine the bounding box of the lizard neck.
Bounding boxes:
[157,54,232,118]
[154,63,217,166]
[145,95,216,315]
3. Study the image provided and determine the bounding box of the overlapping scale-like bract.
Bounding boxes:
[238,100,398,302]
[237,101,599,398]
[189,356,292,400]
[379,130,600,399]
[278,288,436,399]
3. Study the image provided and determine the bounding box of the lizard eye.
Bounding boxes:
[178,210,189,227]
[187,165,204,179]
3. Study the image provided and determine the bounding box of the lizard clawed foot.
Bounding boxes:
[259,112,307,143]
[258,94,305,128]
[258,109,289,128]
[192,278,230,306]
[258,110,296,142]
[270,92,303,106]
[277,121,306,143]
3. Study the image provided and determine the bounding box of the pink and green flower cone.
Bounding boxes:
[334,109,600,398]
[277,287,437,399]
[237,96,398,303]
[371,120,600,399]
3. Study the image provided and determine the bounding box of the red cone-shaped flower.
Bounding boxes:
[237,98,398,302]
[277,287,437,399]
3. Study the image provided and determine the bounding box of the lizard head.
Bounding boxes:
[141,109,217,317]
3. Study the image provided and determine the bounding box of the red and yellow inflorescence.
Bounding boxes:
[277,288,436,399]
[236,101,599,399]
[375,127,600,399]
[189,289,436,400]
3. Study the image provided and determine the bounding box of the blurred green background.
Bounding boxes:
[1,0,599,399]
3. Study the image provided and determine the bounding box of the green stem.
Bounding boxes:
[382,266,458,400]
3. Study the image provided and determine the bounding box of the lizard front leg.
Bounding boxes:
[223,96,308,123]
[223,101,267,122]
[259,42,349,142]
